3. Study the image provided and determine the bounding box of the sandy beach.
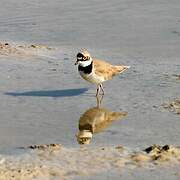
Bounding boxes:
[0,0,180,179]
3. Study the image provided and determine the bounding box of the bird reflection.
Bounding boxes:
[76,96,128,144]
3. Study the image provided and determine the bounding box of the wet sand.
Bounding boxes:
[0,0,180,179]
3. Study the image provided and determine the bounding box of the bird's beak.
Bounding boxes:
[74,61,78,65]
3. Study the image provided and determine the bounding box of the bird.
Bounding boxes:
[75,49,130,96]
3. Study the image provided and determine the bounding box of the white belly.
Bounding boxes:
[79,71,104,84]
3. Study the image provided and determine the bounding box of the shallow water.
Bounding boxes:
[0,47,179,154]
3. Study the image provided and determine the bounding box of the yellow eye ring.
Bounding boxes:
[83,56,87,60]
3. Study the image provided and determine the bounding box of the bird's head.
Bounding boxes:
[75,49,92,67]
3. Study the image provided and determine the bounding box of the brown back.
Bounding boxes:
[93,59,128,80]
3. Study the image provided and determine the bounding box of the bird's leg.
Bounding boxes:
[100,84,105,95]
[96,94,104,108]
[96,84,100,97]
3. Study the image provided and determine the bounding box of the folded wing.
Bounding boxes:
[93,59,130,81]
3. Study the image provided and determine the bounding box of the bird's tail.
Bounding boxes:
[115,65,130,74]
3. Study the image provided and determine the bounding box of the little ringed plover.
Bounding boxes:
[75,49,130,96]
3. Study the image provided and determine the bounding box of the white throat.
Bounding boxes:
[78,58,92,67]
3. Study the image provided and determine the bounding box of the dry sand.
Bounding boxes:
[0,144,179,180]
[0,0,180,179]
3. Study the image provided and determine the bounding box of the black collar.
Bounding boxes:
[78,61,93,74]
